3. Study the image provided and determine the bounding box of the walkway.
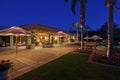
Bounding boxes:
[0,44,79,80]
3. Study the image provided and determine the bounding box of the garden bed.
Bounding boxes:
[92,52,120,66]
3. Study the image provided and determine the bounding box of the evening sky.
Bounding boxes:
[0,0,120,31]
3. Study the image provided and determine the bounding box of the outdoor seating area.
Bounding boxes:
[83,35,104,52]
[0,0,120,80]
[85,43,94,51]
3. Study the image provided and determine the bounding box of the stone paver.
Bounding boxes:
[0,44,79,80]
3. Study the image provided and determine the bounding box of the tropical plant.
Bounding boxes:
[84,25,90,37]
[65,0,87,50]
[114,0,120,10]
[69,22,79,43]
[74,22,80,42]
[71,22,81,42]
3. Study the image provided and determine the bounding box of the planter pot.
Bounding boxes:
[0,70,8,80]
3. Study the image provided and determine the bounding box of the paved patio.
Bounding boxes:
[0,44,79,80]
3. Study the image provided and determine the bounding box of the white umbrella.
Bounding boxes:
[84,36,91,39]
[57,31,67,37]
[90,35,103,40]
[90,35,103,50]
[84,36,92,42]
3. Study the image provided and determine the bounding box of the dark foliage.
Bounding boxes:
[92,52,120,66]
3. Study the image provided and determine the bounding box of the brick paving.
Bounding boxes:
[0,44,79,80]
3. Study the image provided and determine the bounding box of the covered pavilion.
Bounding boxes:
[20,23,71,45]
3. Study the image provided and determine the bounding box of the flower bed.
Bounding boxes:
[92,53,120,66]
[0,60,13,80]
[0,60,13,71]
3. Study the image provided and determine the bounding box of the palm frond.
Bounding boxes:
[65,0,69,2]
[80,0,87,5]
[115,0,120,10]
[66,0,87,15]
[71,0,78,15]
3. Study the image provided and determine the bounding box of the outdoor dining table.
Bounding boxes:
[85,43,96,51]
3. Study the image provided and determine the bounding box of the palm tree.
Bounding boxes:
[84,25,90,43]
[74,22,80,42]
[105,0,119,60]
[114,0,120,10]
[65,0,87,50]
[70,22,80,43]
[69,22,74,33]
[84,25,90,37]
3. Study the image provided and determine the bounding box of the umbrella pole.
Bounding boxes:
[16,35,18,56]
[94,40,96,50]
[87,38,88,45]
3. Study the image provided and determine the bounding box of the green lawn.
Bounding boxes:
[14,52,120,80]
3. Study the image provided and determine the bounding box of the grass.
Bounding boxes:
[14,52,120,80]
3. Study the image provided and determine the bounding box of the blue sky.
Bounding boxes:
[0,0,120,31]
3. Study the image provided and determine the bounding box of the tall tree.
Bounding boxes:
[105,0,119,60]
[74,22,80,42]
[65,0,87,50]
[84,25,90,37]
[98,22,119,40]
[69,22,80,43]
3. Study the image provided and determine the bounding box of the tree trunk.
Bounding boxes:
[76,28,79,43]
[80,3,85,51]
[107,4,114,61]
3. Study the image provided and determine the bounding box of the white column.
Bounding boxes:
[10,36,13,46]
[27,36,31,45]
[57,36,60,44]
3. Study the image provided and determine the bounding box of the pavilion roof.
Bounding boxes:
[20,23,62,34]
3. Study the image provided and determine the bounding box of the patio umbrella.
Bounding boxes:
[84,36,91,39]
[90,35,103,50]
[57,31,67,37]
[84,36,92,46]
[90,35,103,40]
[84,36,91,43]
[0,26,31,56]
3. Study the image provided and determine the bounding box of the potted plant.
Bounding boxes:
[0,60,13,80]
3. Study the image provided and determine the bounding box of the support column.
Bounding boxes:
[27,36,31,45]
[26,36,32,49]
[10,36,13,46]
[50,34,53,43]
[57,36,60,44]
